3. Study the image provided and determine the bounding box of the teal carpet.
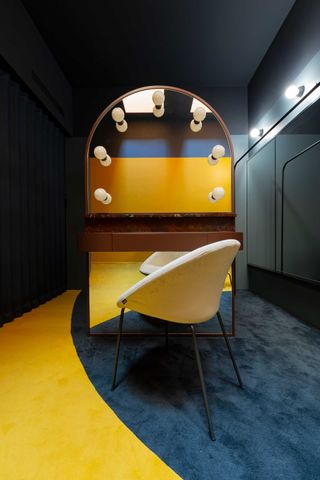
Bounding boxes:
[72,291,320,480]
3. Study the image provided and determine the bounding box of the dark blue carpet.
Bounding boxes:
[71,291,320,479]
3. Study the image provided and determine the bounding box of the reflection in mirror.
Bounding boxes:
[276,97,320,283]
[89,251,233,332]
[85,86,235,330]
[87,87,233,214]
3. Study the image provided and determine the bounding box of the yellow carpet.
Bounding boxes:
[89,262,232,328]
[0,291,181,480]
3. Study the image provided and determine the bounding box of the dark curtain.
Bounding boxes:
[0,70,66,326]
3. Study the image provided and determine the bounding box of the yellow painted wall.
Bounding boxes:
[90,156,232,213]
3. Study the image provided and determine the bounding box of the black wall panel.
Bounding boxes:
[247,98,320,326]
[0,70,66,326]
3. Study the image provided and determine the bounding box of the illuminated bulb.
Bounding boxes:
[208,144,225,165]
[152,90,165,118]
[94,146,107,160]
[116,119,128,132]
[94,146,112,166]
[94,188,112,205]
[208,187,225,203]
[250,127,263,139]
[153,105,165,117]
[190,119,202,132]
[112,107,125,122]
[152,90,165,106]
[285,84,305,99]
[212,144,225,159]
[193,107,206,122]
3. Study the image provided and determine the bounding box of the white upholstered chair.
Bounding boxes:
[111,239,243,441]
[139,251,188,275]
[140,250,233,287]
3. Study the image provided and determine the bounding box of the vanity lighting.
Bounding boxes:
[94,188,112,205]
[152,90,165,117]
[112,107,128,132]
[285,84,305,99]
[190,106,206,132]
[208,145,225,165]
[208,187,225,203]
[250,128,264,139]
[93,146,112,166]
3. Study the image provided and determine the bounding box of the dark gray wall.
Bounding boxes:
[247,140,275,270]
[0,0,72,133]
[247,98,320,326]
[246,0,320,325]
[248,0,320,131]
[65,138,86,289]
[0,69,66,325]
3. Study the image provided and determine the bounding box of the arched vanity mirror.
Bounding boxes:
[85,86,234,214]
[79,86,243,334]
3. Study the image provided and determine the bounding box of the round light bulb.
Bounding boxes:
[94,146,107,160]
[208,187,225,203]
[190,119,202,132]
[116,119,128,132]
[94,188,112,205]
[152,90,165,106]
[153,105,165,118]
[112,107,125,122]
[193,106,206,122]
[250,128,260,139]
[211,144,225,159]
[99,155,112,167]
[285,84,300,99]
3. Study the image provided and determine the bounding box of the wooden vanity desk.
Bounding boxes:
[80,212,242,251]
[79,212,243,337]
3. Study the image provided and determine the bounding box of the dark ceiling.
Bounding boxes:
[22,0,295,88]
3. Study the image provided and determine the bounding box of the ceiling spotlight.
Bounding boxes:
[285,84,305,99]
[112,107,128,132]
[93,146,112,166]
[190,106,206,132]
[208,144,225,165]
[250,128,264,139]
[94,188,112,205]
[152,90,165,117]
[208,187,225,203]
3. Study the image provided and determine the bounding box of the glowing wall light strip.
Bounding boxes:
[123,89,164,113]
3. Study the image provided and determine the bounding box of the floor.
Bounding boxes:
[1,283,320,479]
[0,291,180,480]
[73,290,320,480]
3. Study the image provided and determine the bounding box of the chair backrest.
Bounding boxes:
[139,251,188,275]
[117,239,240,324]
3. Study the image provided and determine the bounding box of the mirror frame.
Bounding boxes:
[84,85,235,215]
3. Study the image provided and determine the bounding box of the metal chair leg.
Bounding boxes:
[164,321,169,351]
[111,308,125,391]
[190,325,216,441]
[217,311,243,388]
